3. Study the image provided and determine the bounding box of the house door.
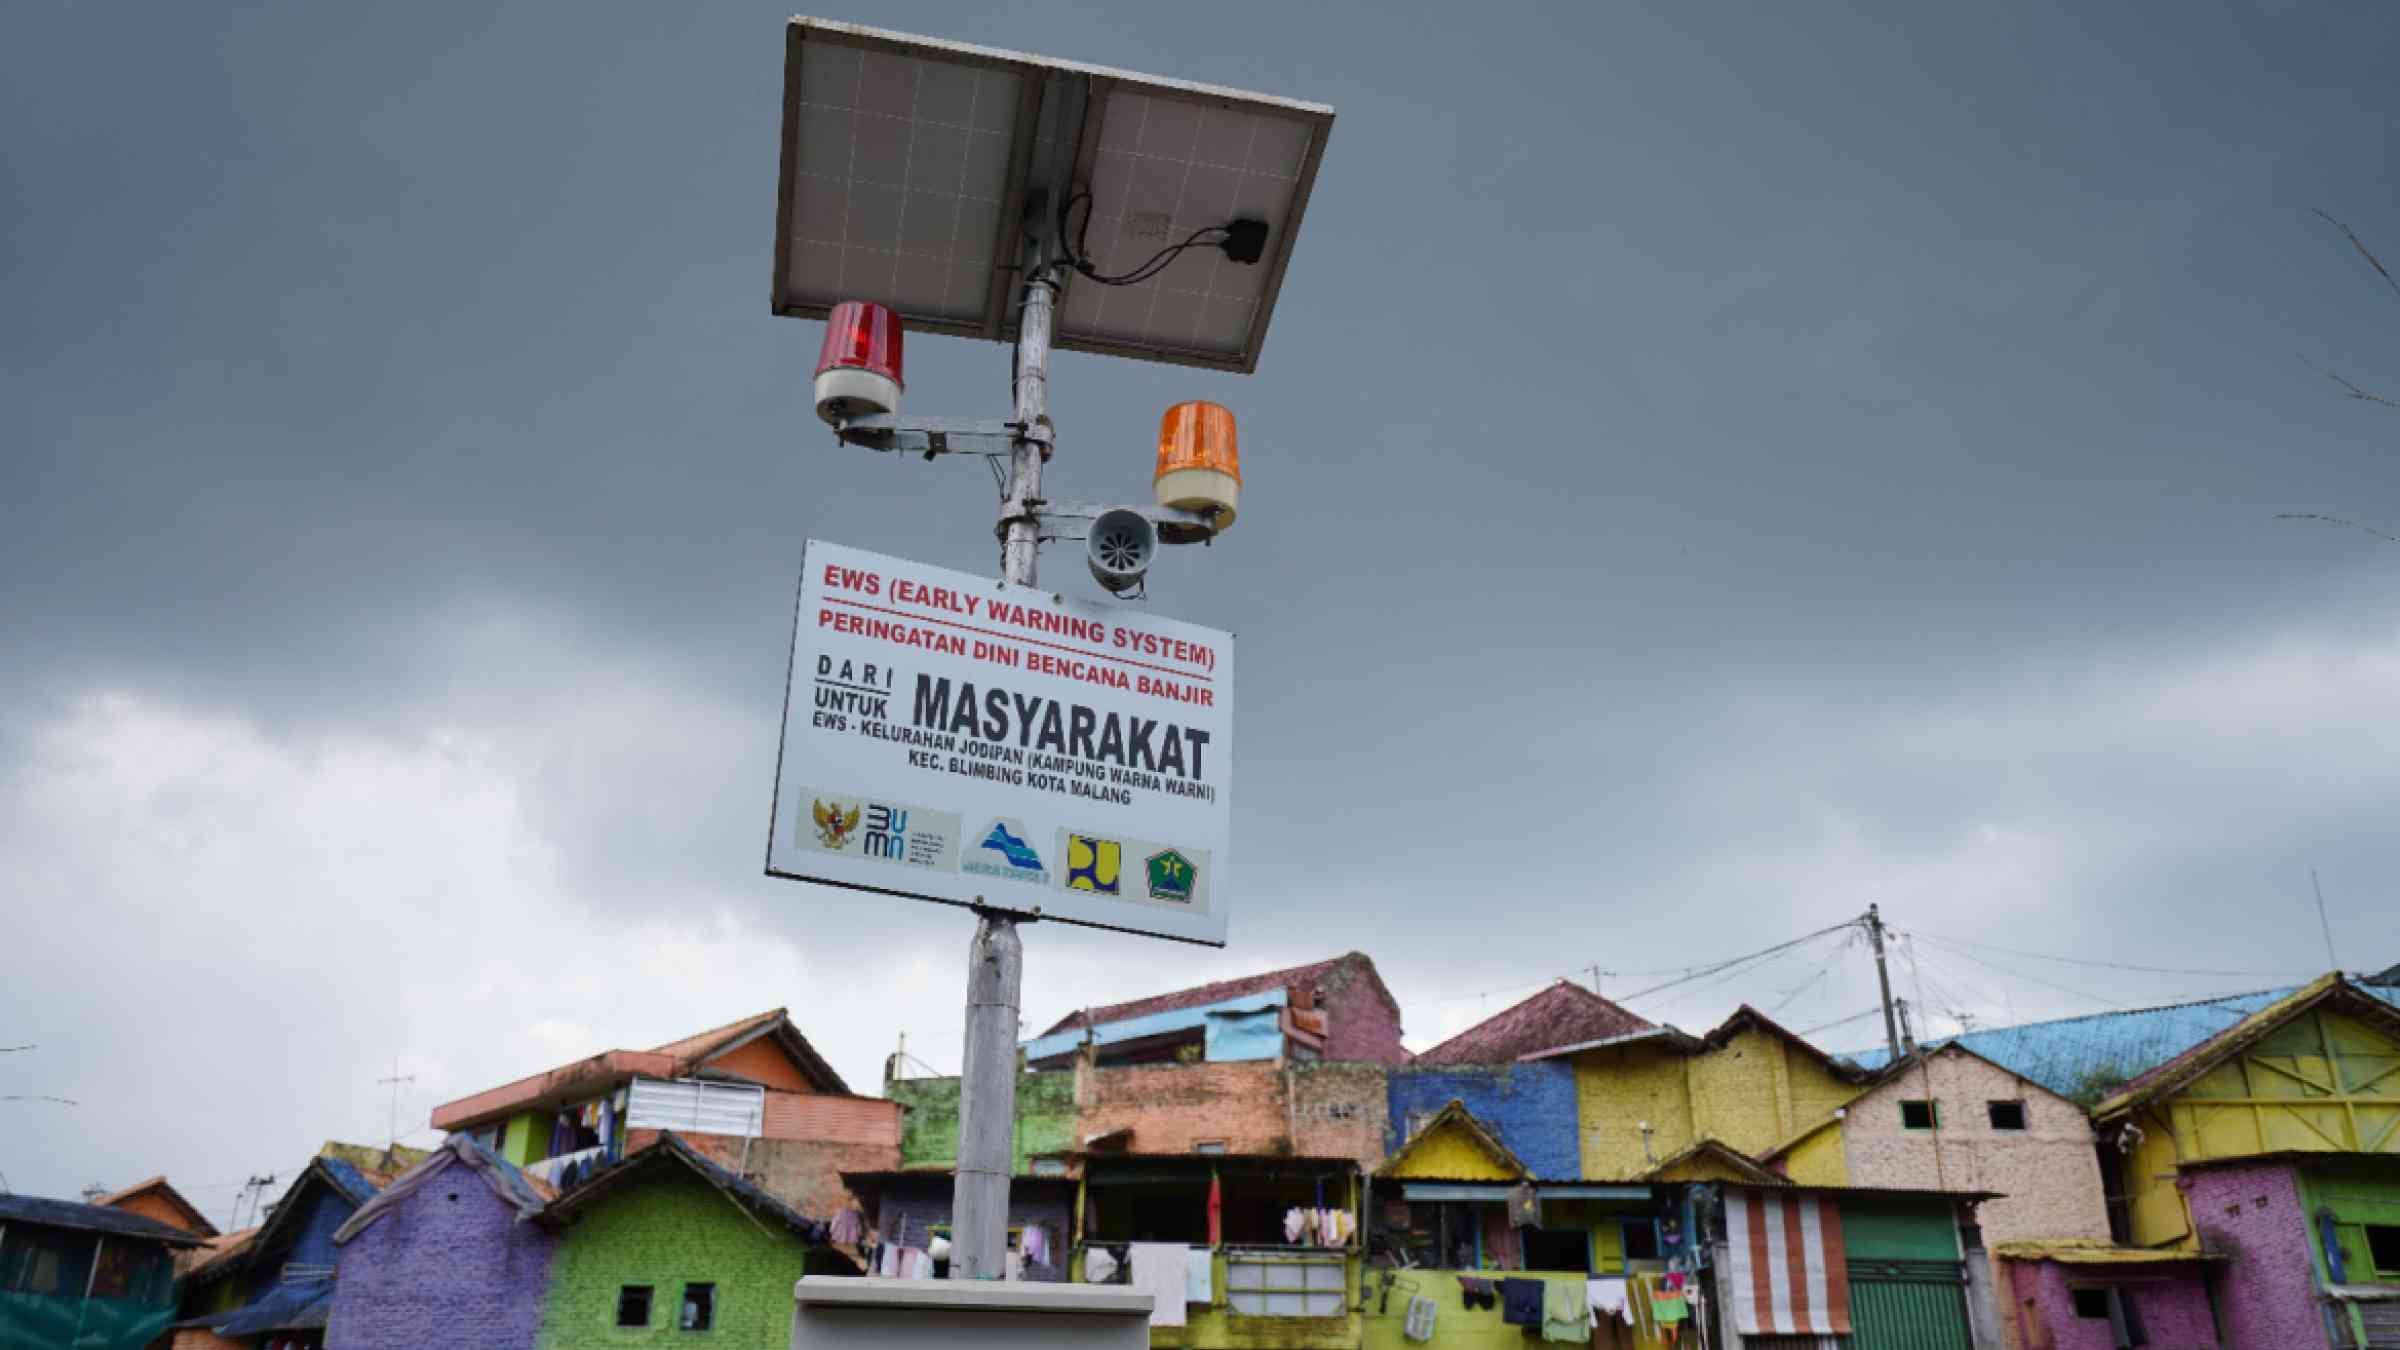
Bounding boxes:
[1846,1258,1974,1350]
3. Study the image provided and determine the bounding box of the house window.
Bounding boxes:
[1987,1101,2028,1131]
[2071,1286,2147,1344]
[1621,1220,1661,1263]
[1900,1100,1939,1130]
[680,1283,715,1332]
[1522,1228,1590,1274]
[616,1285,653,1328]
[2071,1287,2110,1319]
[1194,1141,1228,1155]
[2368,1226,2400,1278]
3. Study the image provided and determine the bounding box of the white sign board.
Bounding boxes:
[768,540,1233,945]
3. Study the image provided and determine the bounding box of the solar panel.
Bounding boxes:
[773,18,1334,374]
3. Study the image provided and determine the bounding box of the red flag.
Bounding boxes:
[1207,1174,1223,1247]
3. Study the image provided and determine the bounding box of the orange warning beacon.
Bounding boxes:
[1153,401,1240,531]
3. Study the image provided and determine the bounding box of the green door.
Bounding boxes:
[1848,1259,1973,1350]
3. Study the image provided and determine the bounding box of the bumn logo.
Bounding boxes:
[862,804,909,860]
[1065,835,1121,894]
[1145,849,1197,903]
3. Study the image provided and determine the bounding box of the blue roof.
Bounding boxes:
[213,1281,333,1336]
[1020,987,1286,1062]
[1843,983,2400,1102]
[316,1155,381,1207]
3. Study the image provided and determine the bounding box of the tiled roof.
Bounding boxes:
[0,1193,213,1246]
[179,1227,259,1282]
[432,1009,850,1131]
[1037,952,1386,1038]
[1415,980,1653,1065]
[650,1008,789,1062]
[541,1132,829,1241]
[1841,979,2400,1103]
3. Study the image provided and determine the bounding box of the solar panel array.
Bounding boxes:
[1056,90,1320,362]
[774,18,1333,372]
[780,41,1025,325]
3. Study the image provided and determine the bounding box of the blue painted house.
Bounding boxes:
[0,1192,207,1349]
[172,1154,383,1348]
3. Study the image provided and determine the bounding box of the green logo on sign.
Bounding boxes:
[1145,850,1196,903]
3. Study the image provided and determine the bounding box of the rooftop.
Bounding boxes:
[431,1007,851,1131]
[1036,952,1394,1038]
[1414,980,1653,1065]
[94,1174,219,1237]
[0,1193,214,1247]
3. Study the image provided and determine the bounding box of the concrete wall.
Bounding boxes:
[1387,1064,1579,1180]
[110,1191,206,1235]
[327,1159,554,1350]
[1574,1043,1695,1179]
[1844,1050,2110,1246]
[2181,1161,2330,1350]
[535,1171,813,1350]
[712,1039,816,1093]
[889,1071,1077,1171]
[2001,1257,2218,1350]
[1686,1026,1852,1158]
[1287,1063,1390,1168]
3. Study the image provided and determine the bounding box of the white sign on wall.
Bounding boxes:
[768,540,1234,946]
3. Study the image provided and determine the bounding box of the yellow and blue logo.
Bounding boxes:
[1066,834,1121,894]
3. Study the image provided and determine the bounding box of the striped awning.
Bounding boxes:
[1724,1187,1851,1337]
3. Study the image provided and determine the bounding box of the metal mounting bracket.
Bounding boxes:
[832,414,1052,460]
[1033,500,1225,547]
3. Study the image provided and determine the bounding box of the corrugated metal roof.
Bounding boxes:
[1035,952,1392,1038]
[0,1193,214,1246]
[1840,982,2400,1103]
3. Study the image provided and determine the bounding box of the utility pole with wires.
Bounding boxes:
[2311,869,2340,972]
[1865,904,1904,1063]
[1588,965,1605,996]
[377,1058,415,1152]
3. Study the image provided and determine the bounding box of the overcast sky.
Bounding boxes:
[7,0,2399,1219]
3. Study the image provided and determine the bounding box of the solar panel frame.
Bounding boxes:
[772,17,1334,374]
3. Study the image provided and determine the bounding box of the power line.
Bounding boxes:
[1616,921,1862,1005]
[1906,932,2130,1011]
[1894,926,2316,980]
[1795,1007,1883,1038]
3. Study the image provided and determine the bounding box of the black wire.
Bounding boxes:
[1056,188,1229,286]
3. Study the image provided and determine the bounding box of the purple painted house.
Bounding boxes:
[324,1136,555,1349]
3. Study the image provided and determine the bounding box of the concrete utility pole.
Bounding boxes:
[1865,904,1903,1063]
[950,238,1059,1283]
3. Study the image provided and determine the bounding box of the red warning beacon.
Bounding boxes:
[813,301,904,426]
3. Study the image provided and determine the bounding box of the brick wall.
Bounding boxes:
[761,1092,898,1146]
[1322,968,1407,1064]
[1387,1063,1580,1179]
[2182,1161,2331,1350]
[1078,1060,1291,1154]
[617,1130,894,1221]
[1288,1063,1390,1167]
[326,1158,553,1350]
[2001,1256,2218,1350]
[535,1170,812,1350]
[1843,1050,2111,1247]
[870,1176,1073,1282]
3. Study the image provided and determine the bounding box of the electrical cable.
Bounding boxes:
[1906,932,2132,1011]
[1056,189,1231,286]
[1615,920,1863,1005]
[1795,1007,1883,1038]
[1894,926,2315,980]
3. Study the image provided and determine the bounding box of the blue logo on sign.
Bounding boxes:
[978,822,1044,871]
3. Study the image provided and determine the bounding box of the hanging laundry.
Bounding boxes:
[1185,1246,1213,1304]
[1284,1208,1306,1244]
[878,1245,902,1278]
[1085,1246,1120,1284]
[828,1208,863,1246]
[1126,1243,1190,1328]
[1541,1279,1591,1343]
[1456,1276,1495,1310]
[1206,1175,1222,1247]
[1021,1223,1050,1269]
[1403,1295,1437,1343]
[1587,1276,1633,1325]
[1499,1277,1544,1326]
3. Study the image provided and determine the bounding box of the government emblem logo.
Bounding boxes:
[1145,849,1196,903]
[962,818,1048,885]
[1065,835,1121,894]
[811,799,861,849]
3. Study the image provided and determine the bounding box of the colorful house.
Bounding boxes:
[324,1135,556,1349]
[95,1176,220,1241]
[838,1170,1075,1281]
[1518,1003,1867,1180]
[531,1132,842,1349]
[1026,952,1409,1068]
[1411,980,1652,1066]
[1702,1182,2005,1350]
[2089,975,2400,1349]
[429,1008,900,1218]
[168,1151,387,1348]
[0,1192,208,1349]
[1364,1099,1687,1349]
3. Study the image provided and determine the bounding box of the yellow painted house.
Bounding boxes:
[1530,1006,1867,1184]
[2092,973,2400,1249]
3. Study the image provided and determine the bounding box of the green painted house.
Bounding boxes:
[533,1133,848,1350]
